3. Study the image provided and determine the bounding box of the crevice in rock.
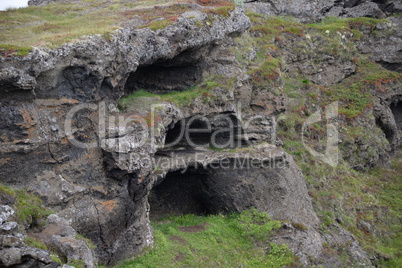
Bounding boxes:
[344,0,365,8]
[375,98,402,148]
[371,0,395,13]
[390,100,402,133]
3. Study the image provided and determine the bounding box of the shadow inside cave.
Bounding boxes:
[148,167,212,220]
[390,100,402,131]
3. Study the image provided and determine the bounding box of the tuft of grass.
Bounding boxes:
[247,13,305,41]
[205,5,234,17]
[148,19,175,31]
[24,236,48,250]
[0,44,32,57]
[0,183,52,229]
[248,56,282,91]
[117,209,295,267]
[50,254,62,265]
[76,234,96,250]
[292,222,308,231]
[69,258,86,268]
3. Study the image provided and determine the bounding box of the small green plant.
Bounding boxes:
[0,183,52,228]
[76,234,96,250]
[69,259,85,268]
[0,44,32,57]
[148,19,174,31]
[50,254,62,265]
[24,236,48,250]
[292,222,308,230]
[237,208,282,242]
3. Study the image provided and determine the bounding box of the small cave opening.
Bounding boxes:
[148,167,211,220]
[391,100,402,131]
[378,61,402,73]
[124,47,210,94]
[124,65,203,94]
[164,113,245,149]
[376,117,395,142]
[375,99,402,147]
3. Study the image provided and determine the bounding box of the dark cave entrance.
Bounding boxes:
[148,167,212,220]
[390,101,402,131]
[376,116,395,143]
[149,113,247,219]
[124,47,209,94]
[124,65,203,94]
[164,113,245,149]
[376,99,402,147]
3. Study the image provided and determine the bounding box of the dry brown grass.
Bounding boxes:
[0,0,234,57]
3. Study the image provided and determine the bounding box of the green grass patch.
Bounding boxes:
[148,19,175,31]
[76,234,96,250]
[0,183,52,228]
[307,16,387,40]
[119,75,232,110]
[248,56,281,85]
[247,13,305,41]
[69,258,86,268]
[50,254,63,265]
[205,6,234,17]
[0,44,32,57]
[117,209,295,267]
[24,236,48,250]
[324,59,401,119]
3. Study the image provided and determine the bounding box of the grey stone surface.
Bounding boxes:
[51,235,95,268]
[246,0,401,22]
[0,221,19,235]
[0,206,14,225]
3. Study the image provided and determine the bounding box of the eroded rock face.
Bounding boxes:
[0,207,60,268]
[246,0,401,22]
[1,1,400,267]
[357,16,402,72]
[151,146,318,226]
[0,8,253,266]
